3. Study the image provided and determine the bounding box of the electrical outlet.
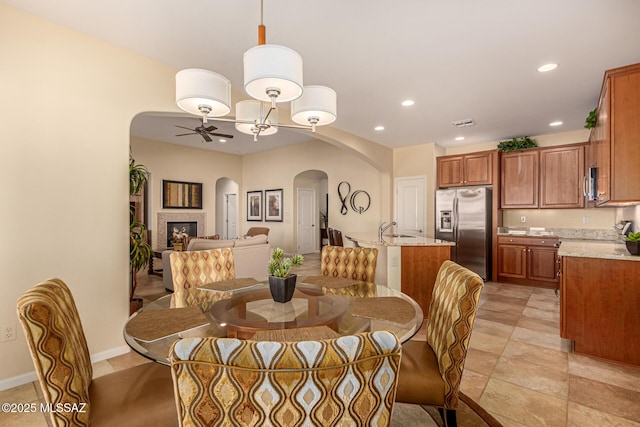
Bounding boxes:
[520,216,526,223]
[1,323,17,342]
[583,216,590,224]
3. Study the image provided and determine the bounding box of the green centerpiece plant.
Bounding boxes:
[267,248,303,302]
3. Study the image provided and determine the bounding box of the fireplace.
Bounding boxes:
[167,221,197,247]
[157,212,206,250]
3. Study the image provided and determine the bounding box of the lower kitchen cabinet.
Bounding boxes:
[561,256,640,366]
[497,236,560,287]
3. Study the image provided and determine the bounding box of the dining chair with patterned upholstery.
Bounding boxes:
[169,331,402,426]
[395,260,484,427]
[169,248,236,310]
[17,278,177,427]
[320,245,378,297]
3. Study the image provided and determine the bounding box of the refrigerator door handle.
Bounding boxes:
[453,196,459,242]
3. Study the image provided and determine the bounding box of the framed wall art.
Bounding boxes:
[247,190,263,221]
[265,189,283,222]
[162,180,203,209]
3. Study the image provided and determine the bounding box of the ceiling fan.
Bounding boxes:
[175,122,234,143]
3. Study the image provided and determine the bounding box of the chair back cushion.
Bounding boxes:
[426,260,484,408]
[170,248,236,309]
[246,227,270,237]
[321,246,378,296]
[169,331,401,426]
[17,279,93,426]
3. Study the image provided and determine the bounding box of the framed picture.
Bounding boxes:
[247,191,263,221]
[162,180,202,209]
[265,189,283,222]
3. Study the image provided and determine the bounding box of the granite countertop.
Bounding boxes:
[499,227,639,260]
[345,232,455,247]
[558,240,639,261]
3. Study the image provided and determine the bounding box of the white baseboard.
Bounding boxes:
[0,345,132,392]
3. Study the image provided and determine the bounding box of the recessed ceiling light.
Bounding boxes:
[455,136,465,141]
[218,138,227,143]
[374,126,385,131]
[538,63,558,72]
[401,100,415,107]
[549,121,563,127]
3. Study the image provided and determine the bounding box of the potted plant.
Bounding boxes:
[625,232,640,256]
[497,136,537,152]
[584,108,597,129]
[267,248,303,302]
[171,226,189,251]
[129,155,152,313]
[320,209,328,229]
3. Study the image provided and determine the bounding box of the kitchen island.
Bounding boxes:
[559,239,640,366]
[345,232,454,318]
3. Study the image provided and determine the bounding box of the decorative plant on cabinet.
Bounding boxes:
[129,155,152,313]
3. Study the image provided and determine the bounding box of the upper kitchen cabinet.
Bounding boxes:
[540,144,585,208]
[437,150,494,188]
[500,150,539,208]
[501,144,586,209]
[590,62,640,206]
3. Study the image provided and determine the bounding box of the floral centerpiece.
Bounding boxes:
[267,248,303,302]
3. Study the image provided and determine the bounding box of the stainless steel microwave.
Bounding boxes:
[584,167,598,201]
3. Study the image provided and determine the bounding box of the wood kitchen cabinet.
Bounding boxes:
[539,145,585,208]
[500,150,539,208]
[437,150,493,188]
[590,62,640,205]
[501,144,586,209]
[561,256,640,365]
[497,235,560,287]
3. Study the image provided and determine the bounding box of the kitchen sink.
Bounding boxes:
[384,233,416,238]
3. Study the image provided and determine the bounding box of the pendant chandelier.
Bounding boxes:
[175,0,337,141]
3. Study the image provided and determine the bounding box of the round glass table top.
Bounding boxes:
[124,277,424,365]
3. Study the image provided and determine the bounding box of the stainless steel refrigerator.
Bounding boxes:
[435,187,492,280]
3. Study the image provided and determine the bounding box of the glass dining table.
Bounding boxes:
[124,276,424,365]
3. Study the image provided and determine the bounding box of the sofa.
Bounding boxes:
[162,234,270,291]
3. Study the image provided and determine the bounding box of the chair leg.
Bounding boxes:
[437,407,457,427]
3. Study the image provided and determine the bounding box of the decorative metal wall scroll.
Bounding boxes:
[337,181,371,215]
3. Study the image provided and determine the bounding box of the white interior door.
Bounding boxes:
[297,188,316,254]
[225,193,237,239]
[395,176,426,236]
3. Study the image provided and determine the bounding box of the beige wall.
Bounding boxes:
[130,137,243,245]
[242,141,387,253]
[393,143,443,237]
[0,5,179,382]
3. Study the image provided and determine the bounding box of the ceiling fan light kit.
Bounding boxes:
[174,0,336,140]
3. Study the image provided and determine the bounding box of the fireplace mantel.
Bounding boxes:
[157,212,205,250]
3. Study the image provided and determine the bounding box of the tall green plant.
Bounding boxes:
[129,155,151,300]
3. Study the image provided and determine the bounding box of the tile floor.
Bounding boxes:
[3,253,640,426]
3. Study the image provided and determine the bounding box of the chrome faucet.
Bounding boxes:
[378,221,397,241]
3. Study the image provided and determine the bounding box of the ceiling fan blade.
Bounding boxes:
[204,125,218,132]
[202,134,213,142]
[175,132,197,136]
[209,132,234,139]
[175,125,195,131]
